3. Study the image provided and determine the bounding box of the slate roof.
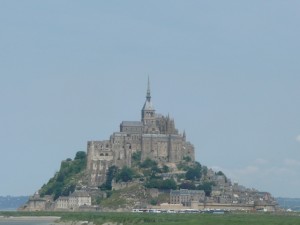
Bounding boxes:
[142,100,154,111]
[70,191,90,198]
[121,121,144,127]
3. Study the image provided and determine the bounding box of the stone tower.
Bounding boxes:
[86,78,195,187]
[141,77,158,133]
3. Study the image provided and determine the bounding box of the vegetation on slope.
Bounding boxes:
[39,151,87,200]
[99,184,147,209]
[100,150,220,196]
[37,148,225,206]
[95,151,225,208]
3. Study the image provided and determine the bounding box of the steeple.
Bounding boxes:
[142,76,154,111]
[141,77,156,132]
[146,76,151,101]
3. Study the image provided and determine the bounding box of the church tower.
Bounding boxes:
[141,78,157,133]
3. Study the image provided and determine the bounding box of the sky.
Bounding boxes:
[0,1,300,198]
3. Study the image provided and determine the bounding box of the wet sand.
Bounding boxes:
[0,216,60,221]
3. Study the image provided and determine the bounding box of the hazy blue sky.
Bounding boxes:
[1,1,300,198]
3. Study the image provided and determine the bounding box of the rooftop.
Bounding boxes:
[121,121,144,127]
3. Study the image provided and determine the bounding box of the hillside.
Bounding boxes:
[31,150,220,208]
[25,149,278,212]
[39,151,88,200]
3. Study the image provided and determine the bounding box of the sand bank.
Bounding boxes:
[0,216,60,221]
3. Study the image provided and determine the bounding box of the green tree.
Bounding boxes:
[194,161,202,170]
[39,151,87,200]
[216,171,225,176]
[117,166,134,182]
[179,181,196,190]
[216,170,227,183]
[161,179,177,190]
[100,165,118,190]
[150,164,162,176]
[132,151,141,163]
[61,183,76,196]
[202,166,208,177]
[150,199,158,205]
[162,165,170,173]
[185,167,201,180]
[74,151,86,160]
[141,158,157,168]
[198,182,214,197]
[145,178,176,190]
[185,161,202,181]
[183,156,191,162]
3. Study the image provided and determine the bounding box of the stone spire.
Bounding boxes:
[141,77,156,131]
[142,76,154,111]
[146,76,151,101]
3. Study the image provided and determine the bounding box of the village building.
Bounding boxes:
[170,189,205,206]
[54,190,91,211]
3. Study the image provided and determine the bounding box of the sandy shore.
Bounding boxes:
[0,216,98,225]
[53,221,95,225]
[0,216,61,221]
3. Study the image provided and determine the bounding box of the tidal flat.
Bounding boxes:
[1,211,300,225]
[0,216,59,225]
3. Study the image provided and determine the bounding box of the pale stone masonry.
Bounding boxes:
[55,190,91,210]
[87,79,195,187]
[170,189,205,206]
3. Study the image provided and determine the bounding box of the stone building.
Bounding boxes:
[87,79,195,187]
[19,192,53,211]
[23,194,47,211]
[55,190,91,210]
[170,189,205,206]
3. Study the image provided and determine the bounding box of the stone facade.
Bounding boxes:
[87,79,195,187]
[170,189,205,206]
[19,192,53,211]
[55,190,91,210]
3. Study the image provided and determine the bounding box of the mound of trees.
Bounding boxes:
[185,162,202,181]
[116,166,135,182]
[40,151,87,200]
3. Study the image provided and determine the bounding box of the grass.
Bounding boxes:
[99,184,150,209]
[1,211,300,225]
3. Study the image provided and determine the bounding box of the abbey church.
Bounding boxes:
[87,79,195,187]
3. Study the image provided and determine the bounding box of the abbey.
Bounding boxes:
[87,79,195,187]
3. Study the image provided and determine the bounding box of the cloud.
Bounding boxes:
[254,158,268,165]
[210,165,260,182]
[283,158,300,167]
[236,166,259,175]
[296,135,300,143]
